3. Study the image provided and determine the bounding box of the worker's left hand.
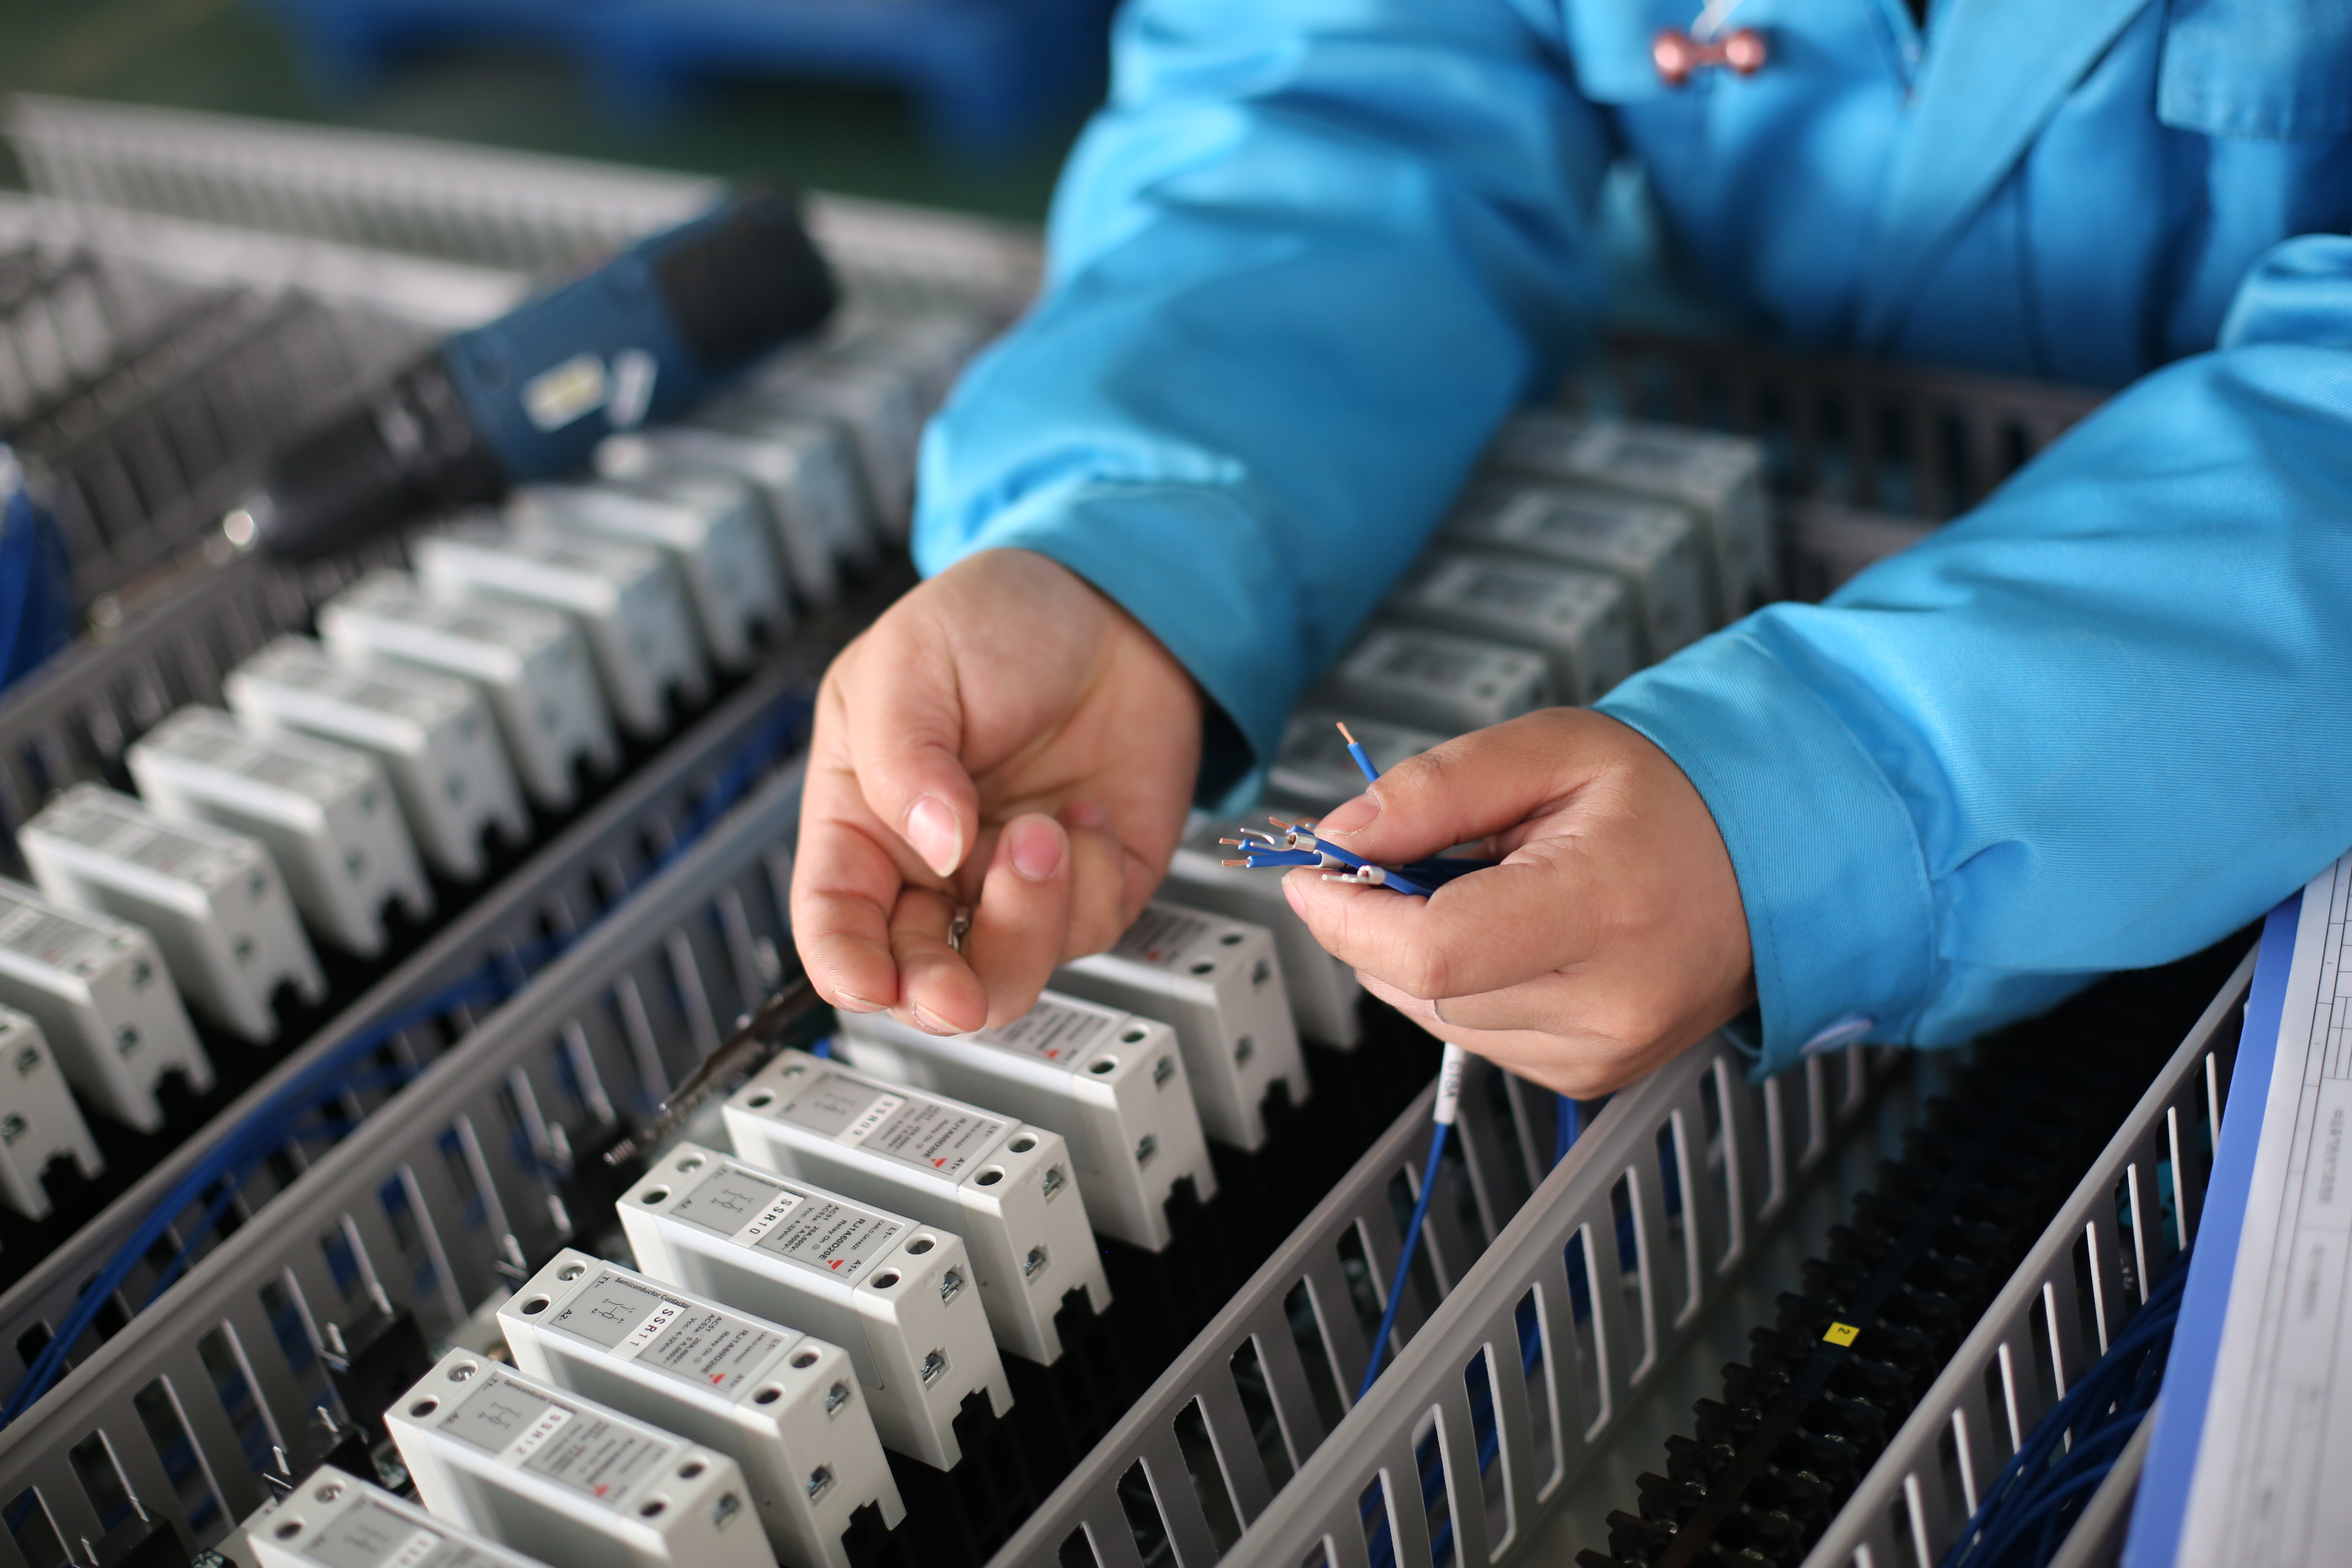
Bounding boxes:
[1282,708,1756,1098]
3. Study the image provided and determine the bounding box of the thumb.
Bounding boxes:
[1312,708,1606,863]
[835,627,983,880]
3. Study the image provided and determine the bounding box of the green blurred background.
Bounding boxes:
[0,0,1089,223]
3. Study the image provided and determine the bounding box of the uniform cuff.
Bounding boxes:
[912,476,1307,769]
[1594,629,1937,1077]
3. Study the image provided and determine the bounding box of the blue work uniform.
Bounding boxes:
[913,0,2352,1076]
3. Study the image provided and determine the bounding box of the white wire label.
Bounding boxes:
[441,1372,670,1504]
[1433,1044,1467,1127]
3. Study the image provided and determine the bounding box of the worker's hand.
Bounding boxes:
[793,549,1201,1033]
[1283,708,1755,1098]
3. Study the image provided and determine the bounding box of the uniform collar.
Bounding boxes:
[1854,0,2155,350]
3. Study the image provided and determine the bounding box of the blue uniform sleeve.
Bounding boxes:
[1596,235,2352,1076]
[911,0,1614,764]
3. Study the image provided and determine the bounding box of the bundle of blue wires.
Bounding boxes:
[1293,720,1576,1409]
[1938,1243,2193,1568]
[0,694,808,1430]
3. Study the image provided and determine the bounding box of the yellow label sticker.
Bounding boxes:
[1822,1322,1860,1348]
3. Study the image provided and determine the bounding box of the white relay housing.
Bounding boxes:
[318,570,617,812]
[226,637,528,882]
[1445,481,1710,662]
[1488,408,1777,619]
[502,1250,904,1568]
[1262,707,1450,813]
[1387,547,1639,704]
[390,1352,776,1568]
[597,427,851,610]
[1162,814,1362,1051]
[621,1144,1011,1471]
[416,518,708,740]
[510,474,788,673]
[824,309,992,414]
[0,1007,102,1221]
[253,1468,544,1568]
[1316,623,1554,741]
[839,992,1218,1253]
[1056,902,1308,1152]
[740,354,923,538]
[0,878,209,1132]
[20,784,324,1042]
[689,405,879,575]
[724,1051,1109,1365]
[129,708,431,958]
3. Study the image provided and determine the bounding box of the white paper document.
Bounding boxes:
[2180,851,2352,1565]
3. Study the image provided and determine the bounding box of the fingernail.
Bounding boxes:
[1319,792,1381,837]
[1283,872,1308,916]
[1008,815,1066,882]
[904,795,962,878]
[912,1005,962,1036]
[834,991,884,1014]
[1063,798,1107,831]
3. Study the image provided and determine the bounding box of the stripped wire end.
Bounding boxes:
[1336,720,1381,786]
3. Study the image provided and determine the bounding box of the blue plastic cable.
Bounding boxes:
[1357,1043,1466,1404]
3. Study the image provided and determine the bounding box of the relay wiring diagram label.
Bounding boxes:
[549,1270,789,1397]
[305,1501,503,1568]
[767,1068,1005,1178]
[976,998,1122,1065]
[1111,906,1214,968]
[440,1371,669,1505]
[675,1163,906,1280]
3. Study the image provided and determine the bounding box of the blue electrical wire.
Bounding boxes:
[1938,1243,2193,1568]
[1358,1043,1466,1405]
[0,694,808,1429]
[1556,1094,1580,1167]
[1220,722,1492,898]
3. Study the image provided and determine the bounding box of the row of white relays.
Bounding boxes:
[243,878,1325,1568]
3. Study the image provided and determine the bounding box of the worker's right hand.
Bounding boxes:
[792,548,1203,1034]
